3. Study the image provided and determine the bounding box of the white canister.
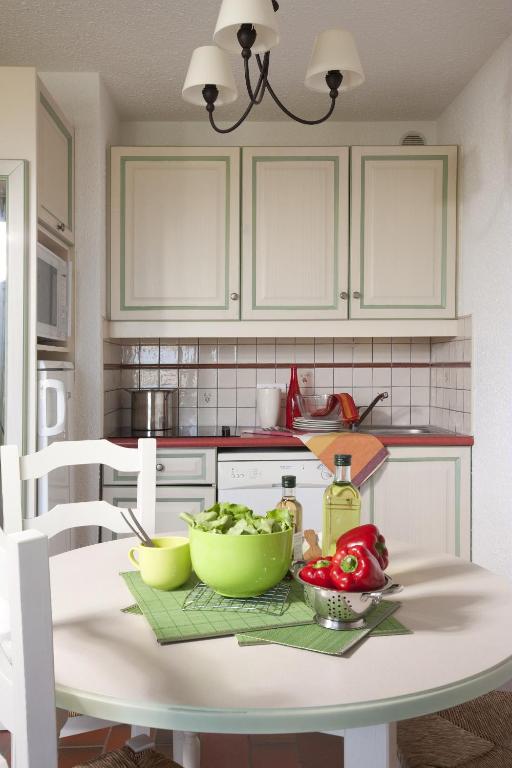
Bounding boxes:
[256,385,282,428]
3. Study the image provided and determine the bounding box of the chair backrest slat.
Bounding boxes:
[0,529,58,767]
[1,438,156,540]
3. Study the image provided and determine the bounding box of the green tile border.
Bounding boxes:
[251,156,340,311]
[119,156,231,311]
[360,155,448,310]
[39,93,73,230]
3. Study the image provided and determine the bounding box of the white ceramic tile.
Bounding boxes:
[411,368,430,386]
[158,369,178,388]
[372,368,391,387]
[353,367,372,387]
[372,344,391,363]
[275,367,291,388]
[449,369,457,389]
[371,407,391,425]
[456,368,465,389]
[256,344,276,363]
[315,387,334,396]
[179,389,197,407]
[104,389,121,414]
[121,345,140,365]
[411,406,429,423]
[463,340,472,362]
[333,368,353,388]
[353,387,373,406]
[276,337,295,344]
[236,368,256,388]
[333,344,353,363]
[179,337,198,345]
[140,369,159,388]
[392,367,410,386]
[298,368,314,388]
[392,337,411,343]
[237,344,256,363]
[198,369,217,388]
[455,390,464,412]
[120,389,131,409]
[392,406,411,425]
[464,390,471,413]
[353,343,372,363]
[198,337,217,345]
[198,389,217,408]
[160,345,179,364]
[464,368,472,390]
[257,368,277,386]
[295,344,314,363]
[218,389,237,407]
[179,369,198,388]
[276,344,295,363]
[464,316,472,339]
[449,389,458,410]
[411,343,430,363]
[179,407,197,427]
[199,344,218,364]
[218,344,237,364]
[217,368,236,388]
[198,408,217,426]
[314,343,334,363]
[315,368,334,388]
[217,407,236,426]
[179,344,198,364]
[237,388,256,407]
[454,411,464,433]
[391,387,411,406]
[236,407,256,427]
[463,413,472,434]
[104,369,121,391]
[411,387,430,406]
[140,344,159,364]
[392,344,411,363]
[237,337,257,344]
[120,408,131,428]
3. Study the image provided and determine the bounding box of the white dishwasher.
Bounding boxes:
[217,450,333,530]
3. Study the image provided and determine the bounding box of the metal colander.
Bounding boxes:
[292,562,402,630]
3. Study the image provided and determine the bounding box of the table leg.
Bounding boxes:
[344,723,398,768]
[181,732,200,768]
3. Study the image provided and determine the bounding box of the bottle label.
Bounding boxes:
[293,531,303,563]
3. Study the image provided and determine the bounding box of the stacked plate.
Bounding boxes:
[293,417,344,432]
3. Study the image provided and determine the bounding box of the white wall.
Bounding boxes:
[40,73,120,529]
[120,119,437,147]
[438,33,512,577]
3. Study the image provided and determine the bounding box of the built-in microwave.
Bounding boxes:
[37,243,70,342]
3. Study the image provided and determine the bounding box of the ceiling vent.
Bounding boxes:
[400,132,426,146]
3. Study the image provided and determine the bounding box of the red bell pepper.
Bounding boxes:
[336,524,389,570]
[299,557,333,588]
[330,544,386,591]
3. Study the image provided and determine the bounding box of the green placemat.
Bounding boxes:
[120,571,315,644]
[235,601,406,656]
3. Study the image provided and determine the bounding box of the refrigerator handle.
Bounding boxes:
[39,379,66,437]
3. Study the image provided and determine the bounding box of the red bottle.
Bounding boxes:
[286,365,302,429]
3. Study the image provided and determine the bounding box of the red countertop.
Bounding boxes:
[108,433,474,449]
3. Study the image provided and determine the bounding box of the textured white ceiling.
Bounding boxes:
[1,0,511,121]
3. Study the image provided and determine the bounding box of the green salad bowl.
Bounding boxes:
[188,526,293,597]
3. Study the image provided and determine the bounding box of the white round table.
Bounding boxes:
[50,538,512,768]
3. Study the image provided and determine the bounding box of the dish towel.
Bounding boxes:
[298,432,388,487]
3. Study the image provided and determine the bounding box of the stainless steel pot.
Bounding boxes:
[127,389,177,433]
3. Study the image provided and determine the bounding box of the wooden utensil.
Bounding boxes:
[303,529,322,561]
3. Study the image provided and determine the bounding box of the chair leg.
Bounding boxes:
[182,732,200,768]
[344,723,398,768]
[173,730,184,764]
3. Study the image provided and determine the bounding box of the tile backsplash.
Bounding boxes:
[104,321,472,435]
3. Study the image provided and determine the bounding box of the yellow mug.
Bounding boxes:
[128,536,191,591]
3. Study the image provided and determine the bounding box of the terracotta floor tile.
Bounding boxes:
[250,733,297,744]
[0,730,11,754]
[200,733,251,768]
[296,732,344,767]
[58,746,103,767]
[104,725,132,750]
[155,729,174,745]
[59,726,110,748]
[250,741,300,768]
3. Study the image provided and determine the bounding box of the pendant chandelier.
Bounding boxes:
[182,0,364,133]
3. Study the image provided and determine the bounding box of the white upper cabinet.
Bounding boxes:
[38,85,74,244]
[241,147,349,320]
[350,146,457,319]
[110,147,240,321]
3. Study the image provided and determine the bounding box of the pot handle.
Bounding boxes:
[362,582,403,602]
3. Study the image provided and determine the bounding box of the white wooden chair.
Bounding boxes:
[0,438,156,740]
[0,526,181,768]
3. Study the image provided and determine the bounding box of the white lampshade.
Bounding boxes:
[213,0,279,54]
[182,45,238,106]
[305,29,364,93]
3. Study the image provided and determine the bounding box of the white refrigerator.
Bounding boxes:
[37,361,74,555]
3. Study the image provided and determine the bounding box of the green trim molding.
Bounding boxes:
[251,156,340,311]
[359,154,448,310]
[119,156,231,312]
[107,452,209,486]
[40,93,73,230]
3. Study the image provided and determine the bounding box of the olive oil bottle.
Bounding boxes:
[322,454,361,556]
[276,475,303,561]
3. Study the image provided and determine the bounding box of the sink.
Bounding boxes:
[357,425,454,436]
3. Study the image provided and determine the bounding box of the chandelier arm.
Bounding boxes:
[255,54,338,125]
[244,52,269,105]
[208,98,257,134]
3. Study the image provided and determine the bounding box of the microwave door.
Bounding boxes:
[37,257,58,339]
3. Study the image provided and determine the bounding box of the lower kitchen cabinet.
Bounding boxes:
[102,485,216,534]
[360,446,471,560]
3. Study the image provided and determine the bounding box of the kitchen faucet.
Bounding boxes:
[350,392,389,430]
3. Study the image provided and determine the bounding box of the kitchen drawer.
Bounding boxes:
[102,485,216,534]
[103,448,216,486]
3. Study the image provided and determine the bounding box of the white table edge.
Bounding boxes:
[55,655,512,734]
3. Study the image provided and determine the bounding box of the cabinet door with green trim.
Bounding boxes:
[110,147,240,320]
[350,146,457,319]
[38,85,74,244]
[241,147,349,320]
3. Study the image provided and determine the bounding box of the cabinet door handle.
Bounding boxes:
[156,463,164,472]
[57,222,65,232]
[339,291,348,300]
[353,291,361,299]
[230,292,239,301]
